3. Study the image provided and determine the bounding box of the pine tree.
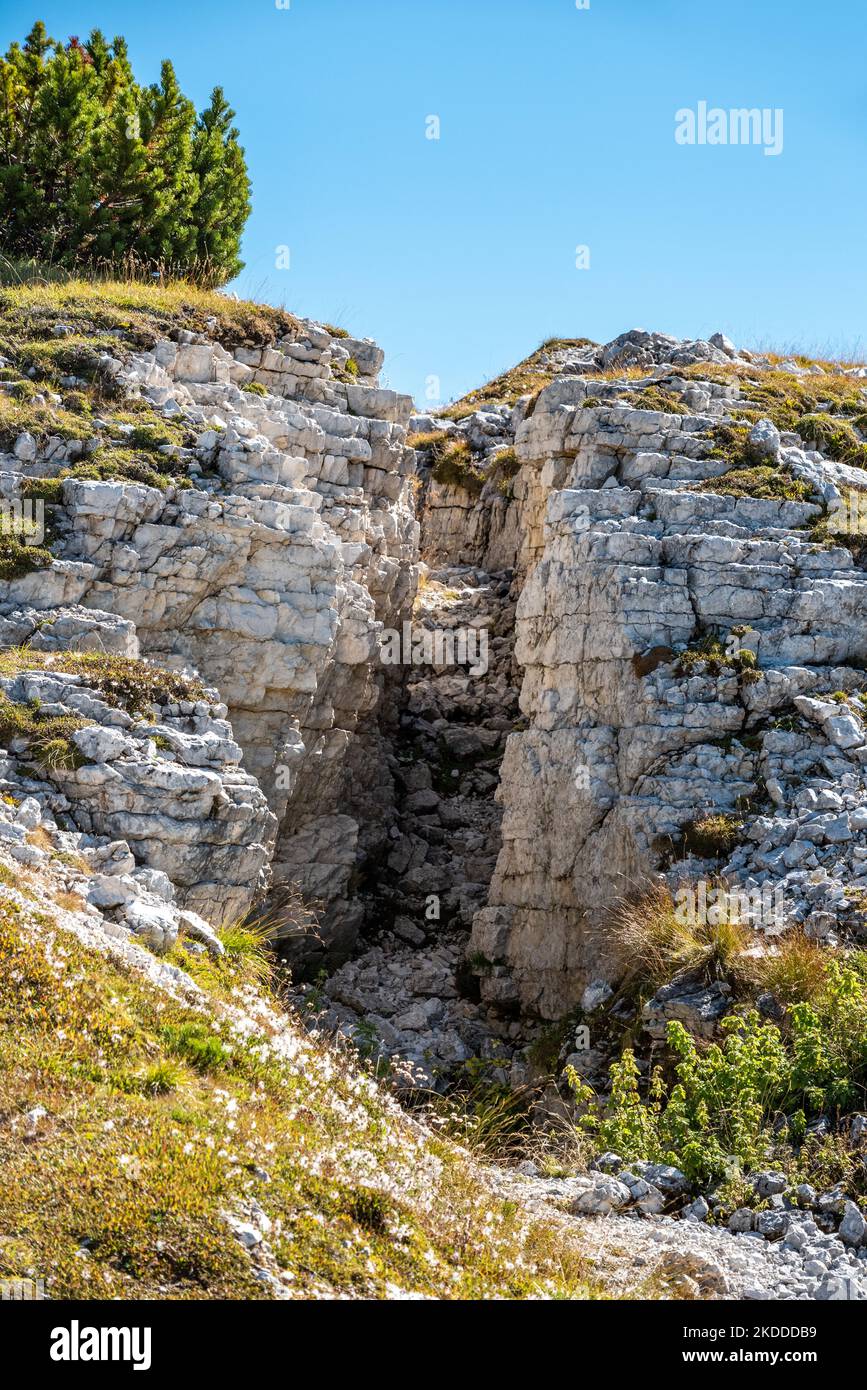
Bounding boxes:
[191,87,251,281]
[0,22,250,284]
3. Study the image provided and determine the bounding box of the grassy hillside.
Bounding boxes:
[0,858,609,1300]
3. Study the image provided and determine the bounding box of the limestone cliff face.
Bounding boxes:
[412,333,867,1022]
[0,315,419,959]
[472,355,867,1018]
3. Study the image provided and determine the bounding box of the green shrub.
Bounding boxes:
[0,23,250,285]
[431,440,486,497]
[573,960,867,1187]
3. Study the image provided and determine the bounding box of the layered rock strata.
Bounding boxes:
[0,318,419,958]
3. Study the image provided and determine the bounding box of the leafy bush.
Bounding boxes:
[572,959,867,1186]
[0,23,250,284]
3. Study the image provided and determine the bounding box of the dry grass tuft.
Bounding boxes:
[611,883,752,992]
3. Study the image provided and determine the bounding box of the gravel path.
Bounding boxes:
[491,1170,867,1300]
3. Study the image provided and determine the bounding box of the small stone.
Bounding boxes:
[752,1171,788,1198]
[755,1209,790,1240]
[14,797,42,829]
[571,1176,631,1215]
[13,430,37,462]
[581,979,613,1012]
[178,909,224,957]
[592,1151,623,1174]
[88,874,137,909]
[839,1201,867,1247]
[747,418,781,461]
[728,1207,756,1233]
[682,1196,710,1223]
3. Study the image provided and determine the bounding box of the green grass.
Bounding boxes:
[797,413,867,468]
[0,883,611,1300]
[611,883,752,994]
[623,384,688,415]
[0,277,306,494]
[0,649,206,718]
[684,361,867,434]
[431,439,486,496]
[680,812,745,858]
[0,532,54,580]
[675,632,761,676]
[0,692,87,770]
[0,276,300,351]
[441,336,597,416]
[491,445,521,497]
[167,914,286,998]
[699,462,814,502]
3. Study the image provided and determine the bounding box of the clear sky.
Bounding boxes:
[5,1,867,405]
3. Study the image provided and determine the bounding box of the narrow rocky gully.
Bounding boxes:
[310,556,522,1088]
[283,323,867,1299]
[5,296,867,1299]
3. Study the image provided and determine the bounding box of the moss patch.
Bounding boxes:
[0,650,205,718]
[699,465,814,502]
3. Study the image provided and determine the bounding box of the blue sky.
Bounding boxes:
[5,1,867,404]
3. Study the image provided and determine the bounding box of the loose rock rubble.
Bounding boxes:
[494,1166,867,1299]
[304,563,523,1085]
